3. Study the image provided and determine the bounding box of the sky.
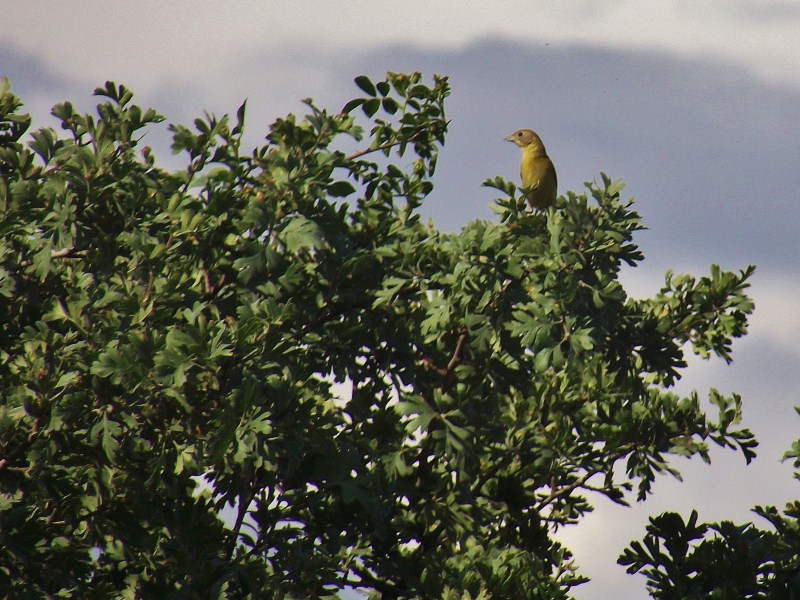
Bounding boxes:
[3,2,800,597]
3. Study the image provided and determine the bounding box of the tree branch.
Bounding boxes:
[50,247,74,259]
[228,488,256,560]
[536,447,633,512]
[17,247,81,269]
[346,132,421,161]
[420,331,468,378]
[446,332,468,373]
[536,471,596,512]
[348,563,399,596]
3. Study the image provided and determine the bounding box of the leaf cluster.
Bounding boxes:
[619,503,800,598]
[620,408,800,599]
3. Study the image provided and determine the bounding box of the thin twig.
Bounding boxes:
[346,132,421,161]
[420,331,469,378]
[537,447,633,511]
[536,471,596,511]
[228,489,256,560]
[446,333,468,373]
[17,247,80,269]
[50,247,74,259]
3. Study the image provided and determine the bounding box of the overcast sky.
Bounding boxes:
[3,2,799,597]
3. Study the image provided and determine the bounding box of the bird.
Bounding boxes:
[505,129,557,210]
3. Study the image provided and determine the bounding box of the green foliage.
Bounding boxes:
[0,72,764,598]
[620,405,800,598]
[619,503,800,598]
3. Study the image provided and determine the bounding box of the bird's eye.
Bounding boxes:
[517,132,522,137]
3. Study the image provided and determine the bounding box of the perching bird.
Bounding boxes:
[505,129,557,210]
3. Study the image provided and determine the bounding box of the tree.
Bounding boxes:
[0,72,765,598]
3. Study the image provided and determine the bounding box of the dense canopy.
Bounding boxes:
[0,73,796,599]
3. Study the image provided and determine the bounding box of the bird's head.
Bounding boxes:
[505,128,545,151]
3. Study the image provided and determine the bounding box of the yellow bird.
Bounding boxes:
[505,129,557,210]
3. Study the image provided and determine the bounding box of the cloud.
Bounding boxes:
[3,2,800,93]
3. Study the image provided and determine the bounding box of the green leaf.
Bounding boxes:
[362,98,381,117]
[327,180,356,197]
[279,215,324,252]
[382,97,399,114]
[232,99,247,135]
[354,75,377,97]
[89,414,121,461]
[28,128,61,164]
[341,98,365,114]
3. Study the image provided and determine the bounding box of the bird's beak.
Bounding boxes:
[504,134,515,143]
